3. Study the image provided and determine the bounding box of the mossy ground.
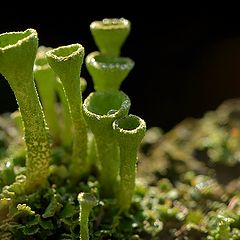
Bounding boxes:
[1,98,240,239]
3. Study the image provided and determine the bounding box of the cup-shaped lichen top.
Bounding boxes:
[90,18,130,57]
[113,115,146,141]
[86,51,134,92]
[83,91,131,128]
[113,114,146,210]
[34,46,55,84]
[34,46,53,73]
[0,29,51,193]
[0,29,38,83]
[83,91,131,197]
[46,44,84,77]
[46,44,88,178]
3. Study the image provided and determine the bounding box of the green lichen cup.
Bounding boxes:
[90,18,131,57]
[113,114,146,210]
[83,91,131,197]
[86,51,134,92]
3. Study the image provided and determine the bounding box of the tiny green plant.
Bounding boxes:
[78,192,98,240]
[0,18,146,238]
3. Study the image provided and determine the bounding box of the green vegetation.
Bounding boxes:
[0,18,146,239]
[1,18,240,240]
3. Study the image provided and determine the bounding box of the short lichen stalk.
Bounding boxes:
[34,46,61,143]
[0,29,51,193]
[78,192,97,240]
[46,44,88,178]
[113,114,146,210]
[83,91,131,197]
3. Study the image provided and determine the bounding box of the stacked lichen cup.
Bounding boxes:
[83,18,146,210]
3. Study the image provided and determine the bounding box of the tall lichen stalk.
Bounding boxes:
[113,115,146,210]
[34,46,61,143]
[46,44,88,178]
[0,29,51,193]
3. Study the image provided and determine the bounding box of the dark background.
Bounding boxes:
[1,5,240,131]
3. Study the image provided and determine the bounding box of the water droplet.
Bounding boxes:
[107,109,117,115]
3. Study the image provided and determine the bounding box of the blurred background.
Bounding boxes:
[1,5,240,132]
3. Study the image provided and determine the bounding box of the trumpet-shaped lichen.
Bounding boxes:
[0,29,51,193]
[113,114,146,210]
[90,18,130,57]
[46,44,88,178]
[86,51,134,92]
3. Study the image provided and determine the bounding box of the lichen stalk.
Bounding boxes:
[0,29,51,192]
[78,192,97,240]
[46,44,88,178]
[113,114,146,210]
[34,46,60,143]
[55,78,73,148]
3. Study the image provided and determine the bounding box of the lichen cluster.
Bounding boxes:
[1,18,240,240]
[0,18,146,239]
